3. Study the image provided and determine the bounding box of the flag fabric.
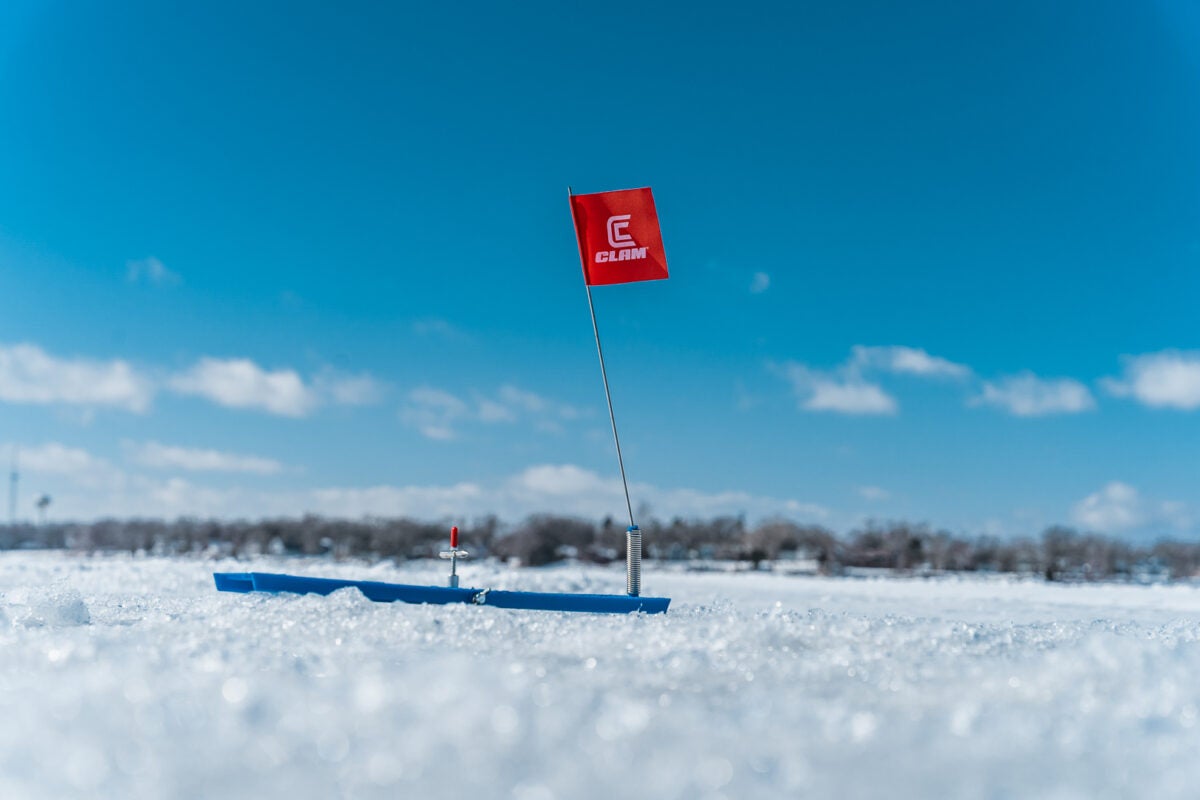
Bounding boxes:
[570,187,669,286]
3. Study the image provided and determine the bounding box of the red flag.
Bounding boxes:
[570,187,668,286]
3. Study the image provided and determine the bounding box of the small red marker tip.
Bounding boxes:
[450,526,459,548]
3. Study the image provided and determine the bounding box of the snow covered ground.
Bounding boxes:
[2,552,1200,799]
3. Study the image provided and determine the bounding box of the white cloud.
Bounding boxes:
[168,359,383,417]
[126,256,180,286]
[1072,481,1142,532]
[857,486,891,502]
[400,386,469,440]
[17,442,109,476]
[750,272,770,294]
[9,442,126,493]
[11,444,828,524]
[408,462,830,523]
[974,372,1095,417]
[807,380,896,415]
[1071,482,1191,535]
[49,462,827,523]
[0,343,154,412]
[776,362,897,415]
[851,346,970,379]
[5,442,261,520]
[125,441,283,475]
[773,346,971,417]
[513,463,604,497]
[0,344,383,418]
[168,357,318,417]
[314,369,385,406]
[1102,351,1200,410]
[498,384,582,420]
[401,384,585,440]
[498,385,548,414]
[476,398,516,423]
[308,482,488,519]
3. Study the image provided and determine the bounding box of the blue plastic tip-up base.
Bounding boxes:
[213,572,670,614]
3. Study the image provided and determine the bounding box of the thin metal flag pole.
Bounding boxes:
[584,283,636,530]
[570,186,642,596]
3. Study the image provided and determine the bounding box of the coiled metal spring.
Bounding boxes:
[626,526,642,597]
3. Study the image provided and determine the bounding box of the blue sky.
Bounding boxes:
[2,1,1199,538]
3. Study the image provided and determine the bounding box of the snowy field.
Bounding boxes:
[3,553,1200,799]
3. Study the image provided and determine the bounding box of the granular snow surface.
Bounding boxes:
[3,552,1200,799]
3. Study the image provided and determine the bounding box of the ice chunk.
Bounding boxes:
[8,585,91,628]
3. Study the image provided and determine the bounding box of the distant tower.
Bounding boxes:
[35,494,50,526]
[7,448,17,526]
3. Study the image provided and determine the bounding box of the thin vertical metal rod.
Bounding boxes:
[584,282,636,531]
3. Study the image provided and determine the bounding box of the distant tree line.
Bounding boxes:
[0,515,1190,582]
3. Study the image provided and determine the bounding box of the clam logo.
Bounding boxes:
[597,214,648,263]
[607,215,635,248]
